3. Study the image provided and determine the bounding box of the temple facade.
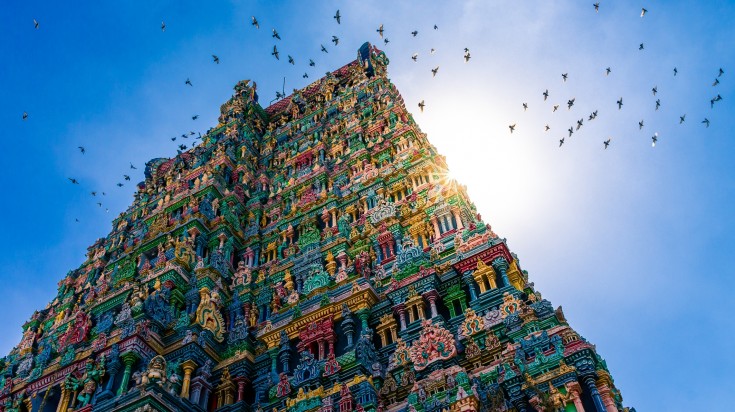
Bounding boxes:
[0,43,631,412]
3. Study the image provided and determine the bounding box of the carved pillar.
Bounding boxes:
[56,387,71,412]
[424,291,439,318]
[491,258,510,287]
[235,377,246,402]
[395,304,407,330]
[463,272,478,300]
[582,375,607,412]
[565,382,585,412]
[356,309,370,330]
[117,352,140,396]
[597,383,618,412]
[180,360,198,399]
[452,208,464,230]
[430,216,441,239]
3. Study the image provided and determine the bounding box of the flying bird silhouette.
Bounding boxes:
[185,78,192,86]
[334,10,341,24]
[418,100,425,112]
[91,191,97,196]
[545,125,550,131]
[617,98,623,109]
[652,86,657,96]
[562,73,568,82]
[34,19,39,29]
[651,132,658,147]
[303,73,309,79]
[117,183,124,187]
[568,127,574,137]
[22,112,28,120]
[377,24,384,38]
[509,124,516,134]
[192,115,199,120]
[522,103,528,111]
[641,8,648,17]
[605,67,611,76]
[553,105,559,112]
[272,45,279,59]
[332,36,339,45]
[78,146,85,154]
[384,38,390,45]
[212,55,219,64]
[559,138,565,147]
[567,98,575,110]
[430,48,436,54]
[718,68,724,77]
[639,120,644,130]
[604,138,611,149]
[679,115,686,124]
[464,52,471,63]
[673,67,678,76]
[434,24,438,30]
[411,53,418,62]
[543,89,549,101]
[702,118,710,127]
[713,78,720,86]
[655,99,661,110]
[639,43,644,50]
[68,178,79,184]
[431,67,439,77]
[288,55,295,65]
[411,30,418,37]
[321,44,328,53]
[124,175,130,181]
[576,118,584,130]
[594,3,600,12]
[309,59,315,67]
[272,29,281,40]
[130,163,137,169]
[251,16,259,29]
[97,202,102,207]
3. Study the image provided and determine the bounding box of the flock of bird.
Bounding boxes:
[506,5,725,149]
[20,4,726,224]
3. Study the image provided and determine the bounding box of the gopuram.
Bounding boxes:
[0,43,631,412]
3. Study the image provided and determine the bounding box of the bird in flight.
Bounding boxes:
[543,89,549,101]
[192,115,199,120]
[509,124,516,133]
[22,112,28,120]
[617,97,623,109]
[288,55,295,65]
[34,19,39,29]
[97,202,102,207]
[431,67,439,77]
[430,48,436,54]
[594,3,600,12]
[641,8,648,17]
[161,21,165,32]
[130,163,137,169]
[673,67,678,76]
[272,29,281,40]
[332,35,339,46]
[639,43,644,51]
[418,100,425,112]
[590,110,598,119]
[91,191,97,196]
[384,38,390,45]
[68,178,79,184]
[171,136,176,141]
[545,124,550,131]
[212,55,219,64]
[303,73,309,79]
[567,98,575,110]
[568,127,574,137]
[553,105,559,112]
[434,24,438,30]
[411,53,418,62]
[562,73,568,82]
[576,118,584,130]
[377,24,384,38]
[559,138,565,147]
[117,183,124,187]
[411,30,418,37]
[309,59,315,67]
[251,16,259,29]
[605,67,611,76]
[639,120,644,130]
[464,52,471,63]
[334,10,341,24]
[178,144,187,151]
[702,118,710,127]
[655,99,661,110]
[652,86,657,96]
[719,68,724,77]
[713,78,720,86]
[78,146,85,154]
[272,45,280,59]
[185,78,192,86]
[75,218,79,222]
[124,175,130,181]
[321,44,328,53]
[651,132,658,147]
[523,103,528,111]
[604,138,611,149]
[679,115,686,124]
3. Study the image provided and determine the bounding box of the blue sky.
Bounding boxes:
[1,0,734,409]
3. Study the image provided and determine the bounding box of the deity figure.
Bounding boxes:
[65,357,105,408]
